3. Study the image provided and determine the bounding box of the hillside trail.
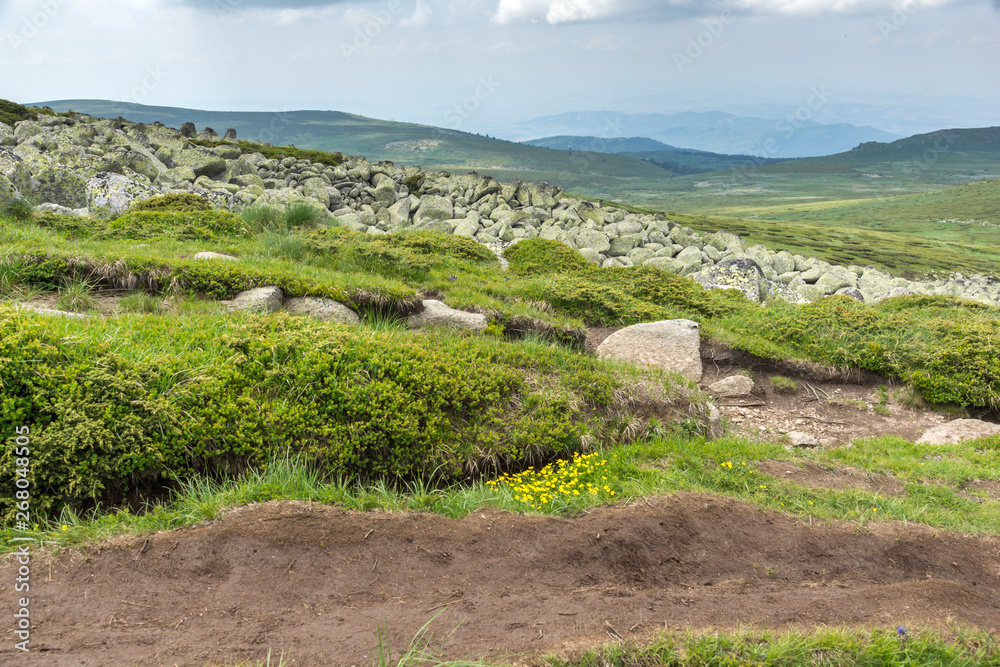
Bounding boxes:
[2,496,998,666]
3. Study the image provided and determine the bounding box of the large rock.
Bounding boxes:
[86,172,155,216]
[0,123,15,147]
[230,286,284,313]
[596,319,702,382]
[708,375,754,397]
[691,258,767,303]
[576,228,611,254]
[916,419,1000,445]
[413,195,453,223]
[408,299,487,332]
[285,297,360,324]
[171,147,227,178]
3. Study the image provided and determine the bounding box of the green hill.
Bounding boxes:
[33,99,675,197]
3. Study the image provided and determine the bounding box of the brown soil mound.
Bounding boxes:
[3,495,999,666]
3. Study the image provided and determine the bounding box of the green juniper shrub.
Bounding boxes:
[95,210,251,241]
[1,198,35,222]
[0,99,37,127]
[0,308,661,524]
[130,193,213,213]
[503,238,591,275]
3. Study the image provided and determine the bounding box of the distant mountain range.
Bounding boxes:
[521,136,682,153]
[504,110,900,158]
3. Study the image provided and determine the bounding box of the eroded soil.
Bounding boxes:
[2,496,999,666]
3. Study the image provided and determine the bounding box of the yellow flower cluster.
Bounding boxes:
[487,452,615,511]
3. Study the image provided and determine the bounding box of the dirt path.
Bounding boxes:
[3,496,999,666]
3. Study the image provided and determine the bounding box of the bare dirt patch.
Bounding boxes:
[756,459,907,497]
[3,496,999,666]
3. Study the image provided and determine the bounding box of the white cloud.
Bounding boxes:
[401,0,434,27]
[493,0,970,24]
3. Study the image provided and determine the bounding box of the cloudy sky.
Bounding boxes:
[1,0,999,136]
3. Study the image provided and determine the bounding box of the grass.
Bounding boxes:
[118,291,164,314]
[56,278,97,312]
[546,625,1000,667]
[770,376,798,394]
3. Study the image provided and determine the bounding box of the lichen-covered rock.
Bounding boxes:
[0,123,14,147]
[231,286,284,313]
[835,287,865,301]
[87,172,155,216]
[596,319,702,382]
[691,258,767,303]
[576,228,611,254]
[414,195,453,223]
[916,419,1000,445]
[171,147,227,178]
[285,297,360,324]
[408,299,487,331]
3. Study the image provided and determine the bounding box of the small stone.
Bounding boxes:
[786,431,819,448]
[408,299,487,332]
[916,419,1000,445]
[285,297,360,324]
[708,375,754,397]
[231,286,284,313]
[193,251,237,261]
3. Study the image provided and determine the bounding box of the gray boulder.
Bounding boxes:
[414,195,453,223]
[231,286,284,313]
[786,431,819,448]
[916,419,1000,445]
[596,319,702,382]
[285,297,360,324]
[691,258,767,303]
[86,172,155,216]
[408,299,487,332]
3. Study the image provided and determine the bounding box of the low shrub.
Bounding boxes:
[96,210,251,241]
[130,193,213,213]
[503,238,590,275]
[770,376,799,394]
[0,309,685,524]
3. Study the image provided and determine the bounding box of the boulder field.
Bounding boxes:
[3,112,999,306]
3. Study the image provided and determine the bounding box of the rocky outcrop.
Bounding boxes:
[596,319,702,382]
[916,419,1000,445]
[4,111,999,307]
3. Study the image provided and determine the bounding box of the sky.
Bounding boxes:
[1,0,999,138]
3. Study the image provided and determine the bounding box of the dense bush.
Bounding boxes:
[0,99,37,127]
[130,193,213,213]
[0,307,677,523]
[95,210,252,241]
[503,238,591,275]
[717,295,1000,408]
